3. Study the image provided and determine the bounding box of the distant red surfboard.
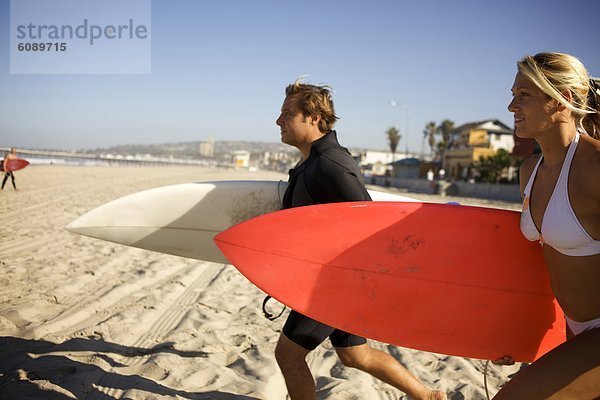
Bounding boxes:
[215,201,566,362]
[1,158,29,172]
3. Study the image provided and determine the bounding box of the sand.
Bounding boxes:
[0,165,524,400]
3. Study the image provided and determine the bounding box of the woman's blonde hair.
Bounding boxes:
[517,52,600,139]
[285,79,338,133]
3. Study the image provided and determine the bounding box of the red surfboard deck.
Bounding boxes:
[1,158,29,172]
[215,202,565,362]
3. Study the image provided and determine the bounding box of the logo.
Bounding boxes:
[10,0,151,74]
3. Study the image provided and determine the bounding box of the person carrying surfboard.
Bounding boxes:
[495,52,600,398]
[274,79,446,400]
[2,147,18,191]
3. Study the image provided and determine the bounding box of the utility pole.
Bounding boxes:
[390,99,410,157]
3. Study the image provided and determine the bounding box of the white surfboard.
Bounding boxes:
[65,180,417,264]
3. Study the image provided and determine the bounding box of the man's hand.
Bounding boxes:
[493,355,515,366]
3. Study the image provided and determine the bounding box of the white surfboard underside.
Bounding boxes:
[65,180,417,264]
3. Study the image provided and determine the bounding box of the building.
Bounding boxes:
[389,157,437,179]
[198,139,215,157]
[443,119,513,180]
[359,150,421,176]
[231,150,250,168]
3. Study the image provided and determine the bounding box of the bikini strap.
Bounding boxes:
[556,131,580,186]
[523,154,544,198]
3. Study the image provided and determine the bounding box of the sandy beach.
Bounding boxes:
[0,165,524,400]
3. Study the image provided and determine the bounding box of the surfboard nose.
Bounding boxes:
[64,214,91,234]
[63,195,134,237]
[64,208,109,236]
[64,218,82,233]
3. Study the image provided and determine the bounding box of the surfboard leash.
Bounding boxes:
[262,295,286,321]
[484,360,491,400]
[277,180,285,207]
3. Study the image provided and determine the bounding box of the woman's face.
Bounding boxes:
[508,71,558,139]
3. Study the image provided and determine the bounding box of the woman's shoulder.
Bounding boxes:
[578,133,600,158]
[576,135,600,180]
[577,134,600,188]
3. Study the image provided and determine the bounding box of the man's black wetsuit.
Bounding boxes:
[281,130,372,350]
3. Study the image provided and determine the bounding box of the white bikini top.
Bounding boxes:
[520,132,600,256]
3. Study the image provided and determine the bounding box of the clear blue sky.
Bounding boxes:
[1,0,599,152]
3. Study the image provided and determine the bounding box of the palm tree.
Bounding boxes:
[423,121,437,156]
[437,119,455,147]
[386,127,401,161]
[436,119,455,161]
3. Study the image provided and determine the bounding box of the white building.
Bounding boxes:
[199,139,214,157]
[232,150,250,168]
[359,150,422,176]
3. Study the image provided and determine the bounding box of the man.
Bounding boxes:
[274,80,446,400]
[2,147,18,191]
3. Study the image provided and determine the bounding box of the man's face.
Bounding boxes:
[276,95,313,148]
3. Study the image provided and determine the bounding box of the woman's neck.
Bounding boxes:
[537,121,577,167]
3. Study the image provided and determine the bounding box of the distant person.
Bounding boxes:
[274,79,446,400]
[426,168,434,182]
[2,147,18,191]
[438,168,445,181]
[426,168,435,191]
[494,52,600,398]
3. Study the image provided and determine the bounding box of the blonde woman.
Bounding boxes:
[496,53,600,398]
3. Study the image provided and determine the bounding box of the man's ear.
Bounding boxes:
[309,114,321,126]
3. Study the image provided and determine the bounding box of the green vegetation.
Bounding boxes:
[385,126,401,160]
[473,149,512,183]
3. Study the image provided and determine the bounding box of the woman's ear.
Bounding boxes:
[557,90,573,109]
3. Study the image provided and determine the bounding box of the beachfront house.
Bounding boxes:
[442,119,514,180]
[231,150,251,168]
[358,149,422,177]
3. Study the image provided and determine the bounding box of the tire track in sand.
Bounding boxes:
[90,261,226,399]
[25,260,201,339]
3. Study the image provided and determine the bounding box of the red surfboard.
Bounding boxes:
[1,158,29,172]
[215,202,565,362]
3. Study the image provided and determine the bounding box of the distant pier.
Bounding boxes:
[0,147,207,166]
